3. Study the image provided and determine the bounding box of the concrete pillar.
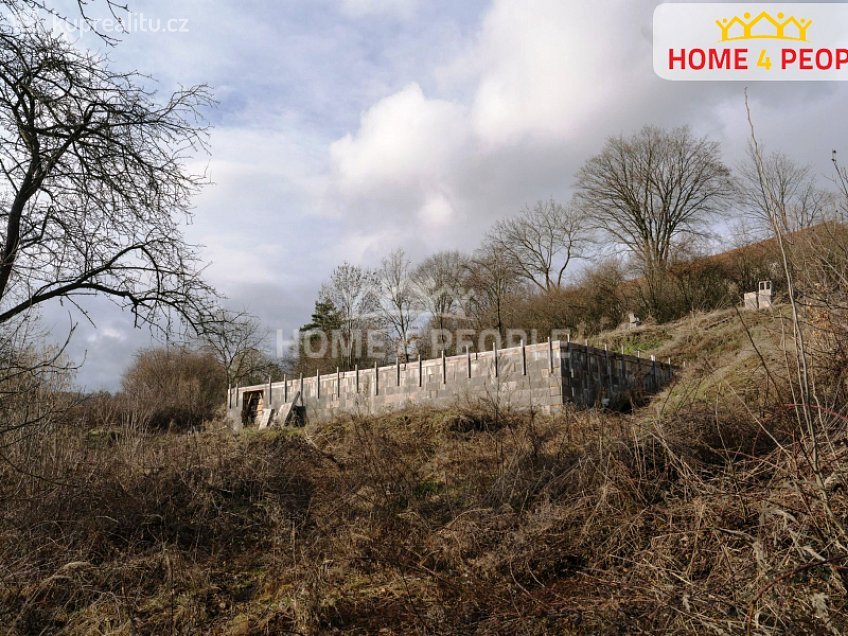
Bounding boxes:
[547,336,553,373]
[521,339,527,376]
[651,355,657,391]
[636,353,642,390]
[620,355,626,388]
[596,346,602,386]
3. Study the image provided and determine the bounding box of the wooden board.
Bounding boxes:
[276,391,302,426]
[257,408,274,430]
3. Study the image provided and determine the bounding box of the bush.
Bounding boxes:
[121,346,225,430]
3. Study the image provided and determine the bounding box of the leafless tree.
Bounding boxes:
[0,21,214,333]
[0,16,214,456]
[463,243,521,336]
[411,251,468,350]
[319,263,379,369]
[377,249,417,361]
[198,309,271,389]
[738,148,831,234]
[486,199,588,292]
[577,258,626,332]
[575,126,733,275]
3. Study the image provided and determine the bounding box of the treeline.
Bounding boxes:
[291,125,836,374]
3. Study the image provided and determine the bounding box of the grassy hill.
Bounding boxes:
[2,304,847,634]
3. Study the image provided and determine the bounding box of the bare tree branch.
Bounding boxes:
[575,126,733,274]
[377,249,417,361]
[197,309,271,388]
[738,147,832,235]
[0,20,216,336]
[486,199,588,292]
[319,263,379,369]
[411,250,468,350]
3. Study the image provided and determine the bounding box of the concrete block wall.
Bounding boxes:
[227,341,674,429]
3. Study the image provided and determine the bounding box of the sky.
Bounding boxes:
[34,0,848,390]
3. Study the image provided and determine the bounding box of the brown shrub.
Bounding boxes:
[121,346,226,431]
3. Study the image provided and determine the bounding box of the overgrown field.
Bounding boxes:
[2,307,847,634]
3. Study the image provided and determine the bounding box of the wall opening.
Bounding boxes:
[241,390,264,426]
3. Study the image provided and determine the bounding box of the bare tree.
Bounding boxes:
[463,243,521,336]
[738,148,831,234]
[575,126,733,275]
[319,263,379,369]
[577,258,626,332]
[0,22,214,333]
[486,199,588,292]
[198,309,270,389]
[377,249,417,361]
[411,251,468,351]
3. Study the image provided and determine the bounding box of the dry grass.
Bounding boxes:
[1,306,847,634]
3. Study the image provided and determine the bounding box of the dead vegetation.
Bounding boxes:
[0,300,846,634]
[3,207,848,634]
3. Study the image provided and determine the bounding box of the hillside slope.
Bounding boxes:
[2,304,846,635]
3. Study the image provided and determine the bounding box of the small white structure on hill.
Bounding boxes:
[744,280,773,310]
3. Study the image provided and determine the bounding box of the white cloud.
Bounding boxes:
[329,83,468,198]
[325,83,472,249]
[464,0,643,147]
[417,191,455,229]
[322,0,657,254]
[85,326,128,344]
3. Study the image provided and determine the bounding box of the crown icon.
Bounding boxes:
[716,11,811,42]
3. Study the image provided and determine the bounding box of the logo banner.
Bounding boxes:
[654,3,848,80]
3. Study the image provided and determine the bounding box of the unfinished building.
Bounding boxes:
[227,339,675,430]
